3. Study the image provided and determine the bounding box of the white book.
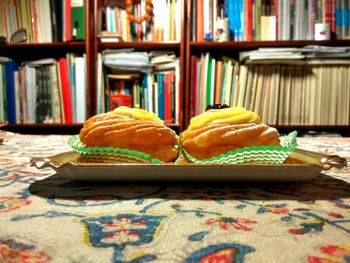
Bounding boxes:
[277,66,286,125]
[50,63,61,123]
[154,82,159,116]
[224,60,233,105]
[237,64,247,107]
[196,59,202,115]
[14,71,20,123]
[96,53,105,114]
[283,0,290,40]
[75,56,86,123]
[147,73,154,113]
[303,66,310,125]
[346,67,350,124]
[175,0,181,41]
[202,53,209,112]
[203,0,210,36]
[38,0,52,42]
[243,65,254,110]
[268,65,281,125]
[106,6,111,32]
[210,58,216,105]
[25,66,36,123]
[175,62,180,124]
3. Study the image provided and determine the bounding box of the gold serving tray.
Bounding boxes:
[30,149,347,182]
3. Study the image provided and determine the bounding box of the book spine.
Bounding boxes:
[5,61,18,124]
[71,0,85,40]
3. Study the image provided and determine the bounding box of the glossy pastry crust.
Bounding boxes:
[79,112,179,162]
[181,123,280,160]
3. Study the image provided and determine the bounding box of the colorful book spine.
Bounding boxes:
[5,61,18,124]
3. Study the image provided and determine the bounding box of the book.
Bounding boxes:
[58,58,73,124]
[71,0,85,40]
[75,56,86,122]
[5,61,18,124]
[50,0,63,42]
[110,94,132,109]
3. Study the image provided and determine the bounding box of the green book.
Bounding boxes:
[71,0,86,40]
[205,55,212,108]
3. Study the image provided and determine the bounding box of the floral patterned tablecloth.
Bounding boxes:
[1,134,350,263]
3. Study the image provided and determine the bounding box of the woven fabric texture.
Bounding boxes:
[1,134,350,263]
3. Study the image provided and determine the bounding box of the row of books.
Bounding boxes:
[104,71,179,124]
[193,0,350,42]
[190,52,350,125]
[97,50,180,124]
[0,0,85,43]
[101,0,182,42]
[0,54,86,124]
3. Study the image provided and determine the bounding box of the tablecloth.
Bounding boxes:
[1,134,350,263]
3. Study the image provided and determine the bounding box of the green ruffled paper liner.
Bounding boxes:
[178,131,298,165]
[68,135,163,164]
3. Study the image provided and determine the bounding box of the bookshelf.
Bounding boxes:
[0,0,95,134]
[1,0,350,136]
[184,0,350,136]
[92,0,187,132]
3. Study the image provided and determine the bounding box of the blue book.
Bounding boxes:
[228,0,234,40]
[157,74,165,120]
[223,0,228,18]
[5,61,18,124]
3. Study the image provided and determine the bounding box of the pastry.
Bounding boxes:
[181,106,280,160]
[79,106,179,163]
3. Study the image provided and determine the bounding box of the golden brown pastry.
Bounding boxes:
[181,107,280,160]
[80,106,179,163]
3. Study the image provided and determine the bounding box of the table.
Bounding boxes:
[1,134,350,263]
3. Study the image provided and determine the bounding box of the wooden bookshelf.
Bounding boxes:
[184,0,350,133]
[1,0,350,135]
[93,0,187,131]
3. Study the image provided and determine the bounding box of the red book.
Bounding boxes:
[110,94,132,110]
[164,73,172,123]
[246,0,253,41]
[65,0,71,41]
[191,56,198,116]
[330,0,336,35]
[58,58,73,123]
[197,0,204,41]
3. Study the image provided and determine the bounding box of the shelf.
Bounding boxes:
[0,41,85,50]
[273,125,350,137]
[2,123,181,135]
[2,124,83,135]
[190,39,350,52]
[98,42,181,51]
[0,42,86,61]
